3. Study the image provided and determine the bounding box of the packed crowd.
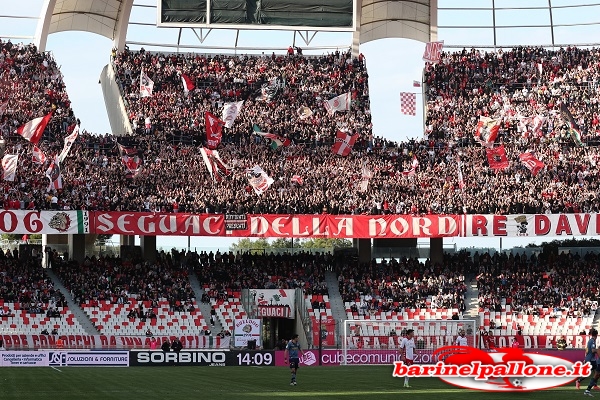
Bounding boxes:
[338,253,471,311]
[1,41,600,215]
[476,250,599,316]
[195,251,331,299]
[112,48,370,143]
[51,252,194,307]
[425,46,600,143]
[0,40,76,147]
[0,256,67,315]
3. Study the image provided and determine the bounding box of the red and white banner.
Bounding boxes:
[58,125,79,162]
[181,73,195,94]
[0,334,229,350]
[252,289,295,317]
[45,155,63,190]
[486,145,509,170]
[519,152,545,176]
[257,305,292,318]
[232,214,461,238]
[483,335,588,350]
[16,112,53,144]
[139,69,154,97]
[400,92,416,116]
[246,165,274,195]
[324,92,351,115]
[2,154,19,182]
[93,212,225,236]
[332,130,357,156]
[312,317,336,346]
[2,212,600,238]
[205,111,224,149]
[423,41,444,63]
[32,146,47,165]
[122,155,143,176]
[462,213,600,237]
[200,147,231,182]
[476,117,501,146]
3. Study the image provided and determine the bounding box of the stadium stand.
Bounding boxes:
[0,257,86,335]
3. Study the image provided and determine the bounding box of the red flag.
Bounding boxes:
[331,130,357,157]
[291,175,304,186]
[475,117,501,146]
[181,74,195,94]
[205,112,225,149]
[122,155,142,176]
[200,147,231,182]
[16,112,53,144]
[486,146,509,170]
[519,152,545,176]
[423,41,444,63]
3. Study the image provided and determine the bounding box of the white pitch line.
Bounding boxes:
[51,366,62,372]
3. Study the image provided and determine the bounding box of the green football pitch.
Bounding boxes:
[0,365,587,399]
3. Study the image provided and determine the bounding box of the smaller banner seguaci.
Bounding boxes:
[251,289,295,318]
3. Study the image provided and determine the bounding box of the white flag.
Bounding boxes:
[2,154,18,182]
[0,99,8,116]
[222,100,244,128]
[323,92,351,116]
[58,125,79,162]
[140,69,154,97]
[246,165,274,195]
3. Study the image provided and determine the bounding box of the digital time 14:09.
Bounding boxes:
[237,352,273,366]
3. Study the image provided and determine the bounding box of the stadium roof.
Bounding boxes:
[4,1,600,55]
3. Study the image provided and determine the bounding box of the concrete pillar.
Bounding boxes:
[68,234,86,263]
[120,235,136,246]
[41,234,68,268]
[140,236,157,263]
[430,237,444,266]
[353,238,372,265]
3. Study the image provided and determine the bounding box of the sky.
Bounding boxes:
[1,1,600,253]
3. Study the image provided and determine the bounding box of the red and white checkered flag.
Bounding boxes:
[400,92,416,116]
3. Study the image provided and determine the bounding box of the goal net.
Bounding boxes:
[341,319,477,366]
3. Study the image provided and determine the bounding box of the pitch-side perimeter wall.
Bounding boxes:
[3,211,600,238]
[0,334,230,350]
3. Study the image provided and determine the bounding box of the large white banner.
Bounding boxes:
[0,210,89,234]
[234,319,262,347]
[462,214,600,237]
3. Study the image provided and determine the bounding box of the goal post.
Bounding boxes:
[341,319,477,366]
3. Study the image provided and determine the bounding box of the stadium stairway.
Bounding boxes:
[324,271,348,331]
[464,276,480,320]
[188,272,223,334]
[44,269,99,335]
